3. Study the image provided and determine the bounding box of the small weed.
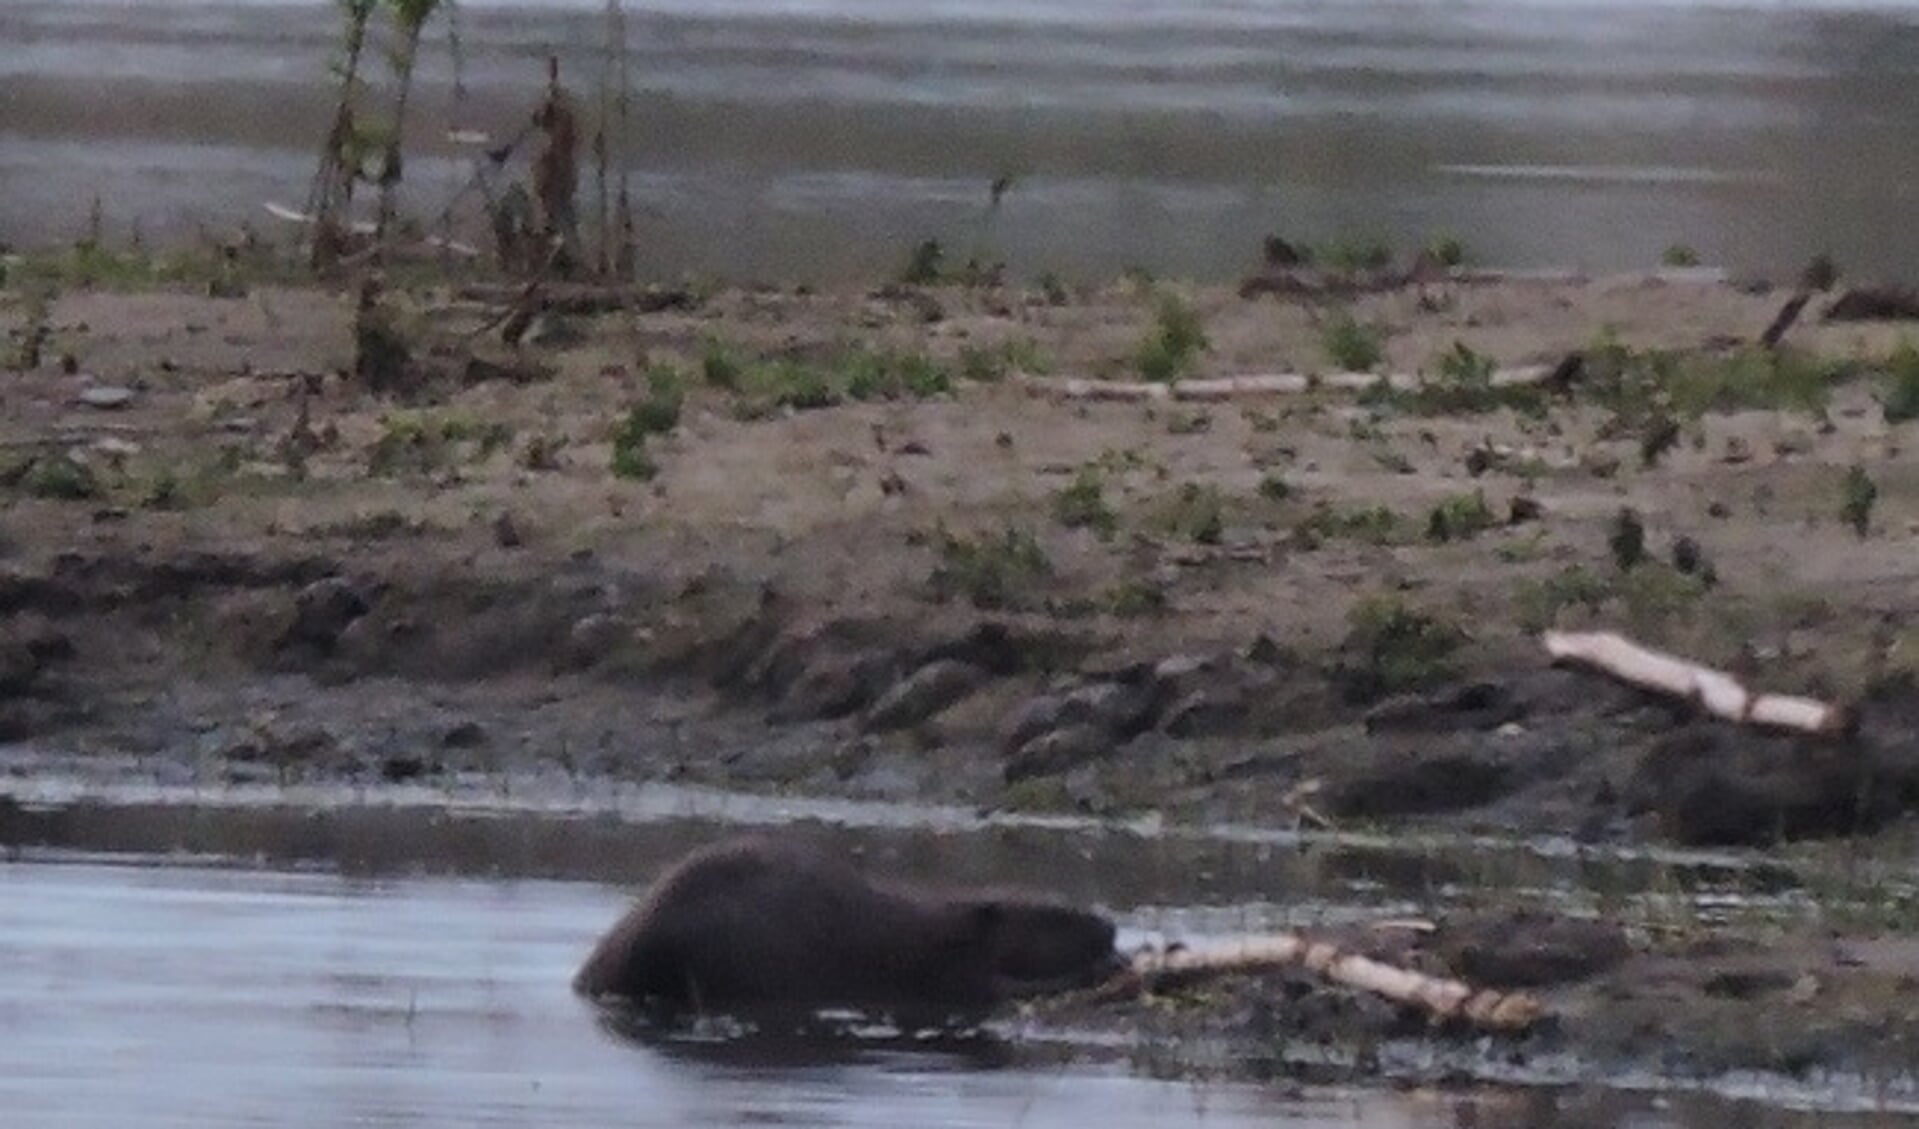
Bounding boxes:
[1618,565,1710,633]
[1425,233,1466,268]
[1608,507,1647,570]
[1257,472,1293,501]
[1841,464,1878,539]
[1135,292,1208,383]
[701,337,744,391]
[928,525,1053,610]
[1661,244,1700,268]
[959,344,1007,383]
[1320,238,1394,274]
[632,366,685,435]
[521,433,567,471]
[142,468,184,511]
[1053,468,1119,540]
[1298,501,1404,547]
[902,239,946,285]
[1879,340,1919,424]
[20,453,101,500]
[1330,595,1466,703]
[610,373,683,482]
[1036,272,1072,307]
[1515,565,1613,632]
[1104,578,1169,618]
[1321,312,1385,372]
[1160,482,1225,544]
[1425,490,1497,543]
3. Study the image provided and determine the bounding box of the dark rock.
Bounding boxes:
[1005,724,1113,783]
[863,659,989,733]
[441,721,487,749]
[492,512,524,548]
[1628,724,1913,846]
[379,753,436,783]
[1001,676,1166,754]
[1324,744,1519,818]
[283,577,370,653]
[560,613,631,672]
[0,617,72,696]
[769,652,900,724]
[1161,687,1256,739]
[1363,682,1523,735]
[914,621,1026,676]
[1435,912,1633,988]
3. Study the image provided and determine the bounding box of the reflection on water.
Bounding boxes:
[0,0,1917,279]
[0,855,1456,1128]
[0,853,1902,1129]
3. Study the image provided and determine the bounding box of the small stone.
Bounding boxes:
[441,721,487,749]
[76,385,135,410]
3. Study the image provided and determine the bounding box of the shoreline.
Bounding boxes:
[6,248,1919,1106]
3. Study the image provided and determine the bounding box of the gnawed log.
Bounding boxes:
[1106,934,1544,1032]
[1542,630,1851,734]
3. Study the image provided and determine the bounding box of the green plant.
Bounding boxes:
[20,453,101,500]
[1135,293,1208,383]
[1608,507,1647,570]
[1330,596,1466,703]
[1053,468,1119,539]
[1257,472,1293,501]
[902,239,945,285]
[1425,490,1497,543]
[1515,565,1613,632]
[1161,482,1225,544]
[609,372,681,482]
[1321,312,1385,372]
[631,365,685,435]
[1842,464,1878,539]
[1297,501,1404,547]
[1661,243,1700,268]
[1425,233,1466,268]
[1103,578,1168,618]
[701,337,744,391]
[1320,237,1393,274]
[928,525,1052,610]
[1880,340,1919,424]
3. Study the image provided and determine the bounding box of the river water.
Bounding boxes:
[2,782,1916,1128]
[2,0,1918,281]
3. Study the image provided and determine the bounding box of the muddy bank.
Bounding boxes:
[4,266,1919,854]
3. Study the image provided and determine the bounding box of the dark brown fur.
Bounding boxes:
[573,835,1123,1023]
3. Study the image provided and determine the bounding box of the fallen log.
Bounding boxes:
[1542,630,1851,734]
[1101,933,1544,1033]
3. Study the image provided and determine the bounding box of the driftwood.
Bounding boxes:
[1542,630,1851,734]
[1758,291,1812,349]
[1024,364,1554,403]
[1102,934,1543,1033]
[1824,286,1919,323]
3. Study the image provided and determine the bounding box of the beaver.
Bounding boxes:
[573,834,1125,1025]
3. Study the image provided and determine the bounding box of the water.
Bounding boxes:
[3,848,1909,1129]
[2,0,1917,281]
